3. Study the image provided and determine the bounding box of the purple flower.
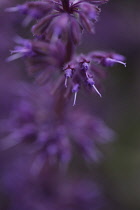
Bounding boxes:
[7,36,66,85]
[7,37,35,62]
[63,52,125,105]
[6,1,54,19]
[7,0,126,106]
[90,51,126,67]
[68,110,114,162]
[8,43,126,106]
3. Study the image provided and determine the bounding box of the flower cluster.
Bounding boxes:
[7,0,126,106]
[7,36,66,85]
[7,0,109,43]
[8,35,126,105]
[63,52,126,105]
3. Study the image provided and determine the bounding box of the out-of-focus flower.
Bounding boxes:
[2,156,111,210]
[7,37,36,61]
[7,36,66,65]
[7,0,108,44]
[55,178,110,210]
[68,110,114,162]
[7,36,66,84]
[90,51,126,67]
[0,83,114,173]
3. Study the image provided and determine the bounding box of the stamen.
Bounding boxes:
[64,68,73,88]
[72,83,79,106]
[65,77,68,88]
[6,53,23,62]
[92,84,102,97]
[73,91,78,106]
[106,58,126,67]
[5,7,19,12]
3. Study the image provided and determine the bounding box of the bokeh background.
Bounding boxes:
[0,0,140,209]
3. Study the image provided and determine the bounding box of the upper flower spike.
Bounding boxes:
[6,0,106,44]
[6,0,126,106]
